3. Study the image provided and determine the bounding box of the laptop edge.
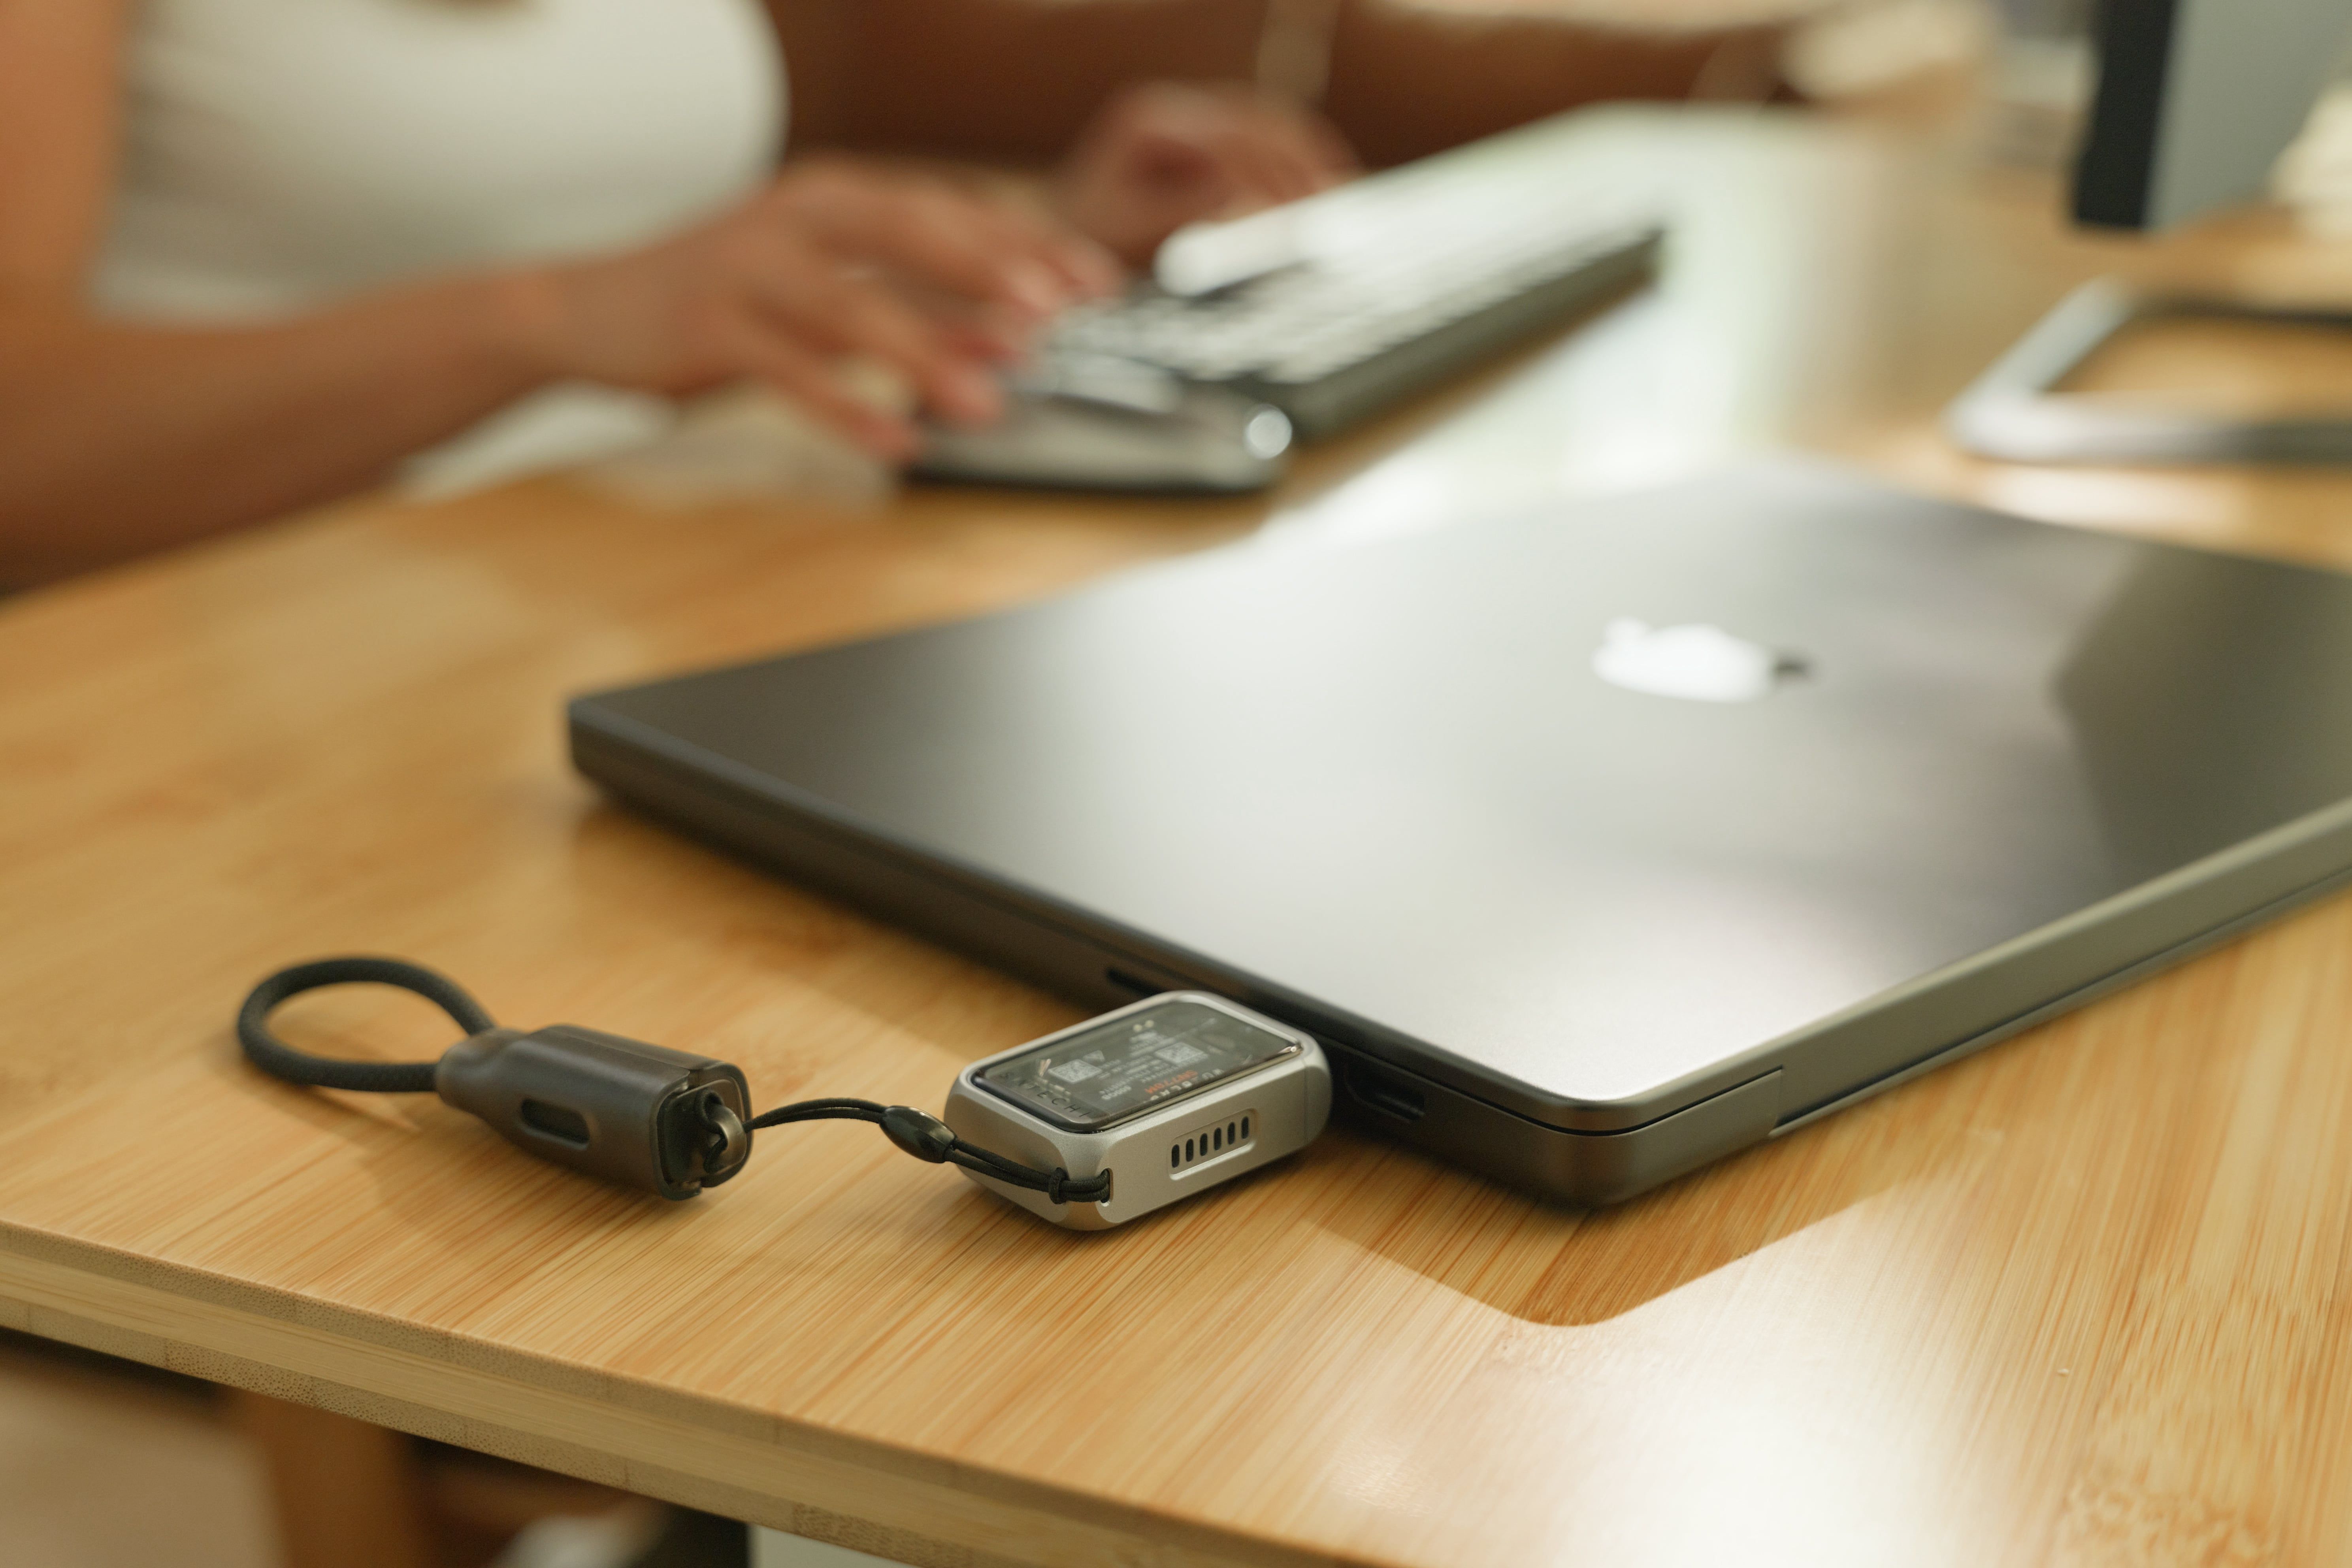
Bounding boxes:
[569,695,2352,1205]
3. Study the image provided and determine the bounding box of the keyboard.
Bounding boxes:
[1042,113,1668,441]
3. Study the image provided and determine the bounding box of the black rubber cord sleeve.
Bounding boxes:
[237,956,495,1094]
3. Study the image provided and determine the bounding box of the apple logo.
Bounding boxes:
[1592,618,1809,703]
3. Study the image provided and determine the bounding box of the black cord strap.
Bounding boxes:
[238,958,1113,1206]
[237,956,492,1094]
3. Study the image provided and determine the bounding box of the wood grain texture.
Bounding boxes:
[10,115,2352,1566]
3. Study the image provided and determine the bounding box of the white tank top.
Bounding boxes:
[94,0,788,491]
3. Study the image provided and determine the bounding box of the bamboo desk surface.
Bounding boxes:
[12,117,2352,1566]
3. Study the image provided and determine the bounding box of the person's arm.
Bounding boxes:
[773,0,1268,162]
[773,0,1790,167]
[0,287,557,584]
[1323,2,1790,166]
[0,0,1110,585]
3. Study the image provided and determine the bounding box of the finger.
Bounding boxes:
[1222,89,1361,181]
[1261,121,1352,194]
[792,161,1123,301]
[899,288,1048,362]
[1220,131,1321,205]
[1212,114,1346,202]
[793,178,1080,319]
[745,259,1004,426]
[708,308,920,459]
[873,181,1121,307]
[933,313,1029,363]
[1117,115,1306,211]
[774,174,1019,303]
[935,194,1118,305]
[1172,90,1359,199]
[981,203,1124,299]
[1290,109,1363,179]
[1166,132,1302,214]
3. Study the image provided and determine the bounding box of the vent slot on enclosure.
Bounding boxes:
[1170,1112,1255,1173]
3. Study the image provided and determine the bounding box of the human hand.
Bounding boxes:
[505,159,1121,458]
[1054,83,1361,266]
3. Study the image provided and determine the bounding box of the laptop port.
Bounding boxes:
[1346,1064,1427,1124]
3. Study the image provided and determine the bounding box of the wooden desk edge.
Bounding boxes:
[0,1226,1344,1568]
